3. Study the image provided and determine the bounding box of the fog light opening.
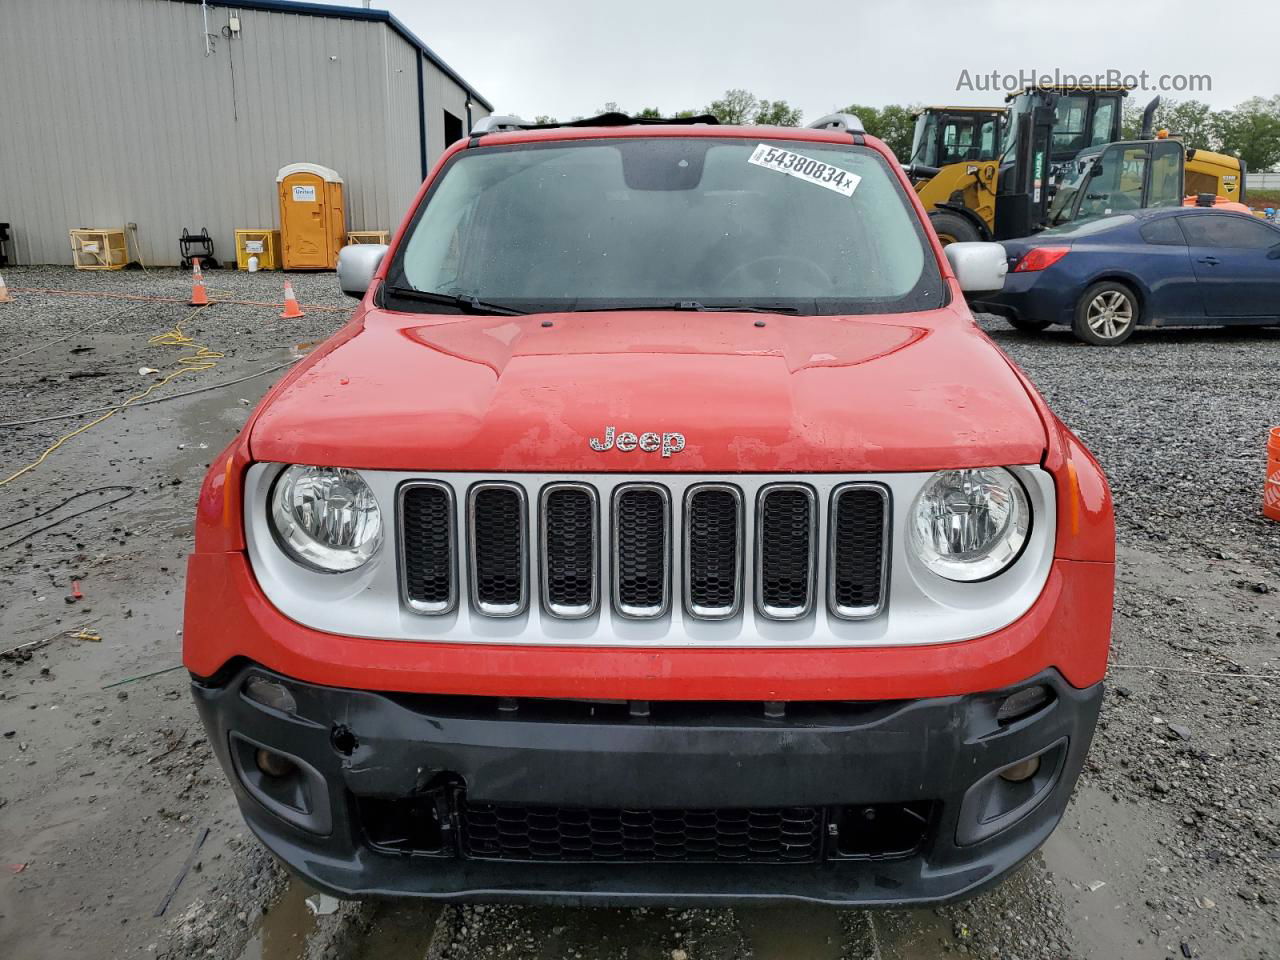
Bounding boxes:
[998,755,1042,783]
[255,747,298,779]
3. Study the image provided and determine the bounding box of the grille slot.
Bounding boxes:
[829,484,890,619]
[399,482,456,614]
[684,485,743,619]
[459,801,822,863]
[612,485,670,618]
[756,485,817,619]
[540,484,598,618]
[468,483,527,616]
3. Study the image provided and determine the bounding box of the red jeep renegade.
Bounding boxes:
[184,113,1114,906]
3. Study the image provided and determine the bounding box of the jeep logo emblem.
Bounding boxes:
[589,426,686,457]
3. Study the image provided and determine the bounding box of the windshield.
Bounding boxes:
[910,113,936,166]
[1039,214,1135,238]
[386,137,945,316]
[1047,150,1099,225]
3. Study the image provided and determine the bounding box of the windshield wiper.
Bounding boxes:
[572,300,800,315]
[383,286,527,316]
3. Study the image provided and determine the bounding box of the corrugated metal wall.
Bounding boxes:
[0,0,490,265]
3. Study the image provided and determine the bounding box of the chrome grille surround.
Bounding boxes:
[754,483,818,621]
[539,482,600,620]
[611,483,672,620]
[466,481,529,618]
[397,480,458,614]
[243,466,1057,649]
[682,483,745,620]
[826,482,892,621]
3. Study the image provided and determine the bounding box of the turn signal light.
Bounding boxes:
[995,684,1052,724]
[243,676,298,716]
[1012,247,1070,273]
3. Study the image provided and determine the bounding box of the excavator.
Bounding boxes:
[907,86,1246,243]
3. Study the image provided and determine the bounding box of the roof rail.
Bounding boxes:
[807,113,865,134]
[470,112,721,136]
[470,115,530,134]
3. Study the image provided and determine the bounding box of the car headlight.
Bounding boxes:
[909,468,1030,582]
[269,465,383,572]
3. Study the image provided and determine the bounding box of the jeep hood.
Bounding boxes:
[249,306,1047,473]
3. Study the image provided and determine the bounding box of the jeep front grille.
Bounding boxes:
[399,477,890,625]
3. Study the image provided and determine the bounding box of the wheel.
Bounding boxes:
[1007,314,1052,333]
[929,211,982,246]
[1073,281,1139,345]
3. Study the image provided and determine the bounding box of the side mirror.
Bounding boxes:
[945,241,1008,294]
[336,243,389,298]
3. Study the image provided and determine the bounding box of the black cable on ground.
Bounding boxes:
[0,484,138,551]
[0,357,299,428]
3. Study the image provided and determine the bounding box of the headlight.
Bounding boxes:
[909,468,1030,582]
[269,465,383,572]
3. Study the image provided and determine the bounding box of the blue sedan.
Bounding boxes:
[972,208,1280,345]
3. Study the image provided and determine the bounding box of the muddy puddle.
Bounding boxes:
[237,875,441,960]
[237,878,318,960]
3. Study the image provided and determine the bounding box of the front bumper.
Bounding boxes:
[193,663,1101,906]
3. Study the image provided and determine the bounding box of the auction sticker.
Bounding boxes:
[748,144,861,197]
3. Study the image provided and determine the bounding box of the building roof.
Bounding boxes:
[175,0,493,111]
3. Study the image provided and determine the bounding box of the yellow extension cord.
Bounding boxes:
[0,299,228,488]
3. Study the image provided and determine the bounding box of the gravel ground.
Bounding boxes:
[0,267,1277,959]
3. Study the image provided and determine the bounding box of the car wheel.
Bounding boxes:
[929,211,982,246]
[1007,314,1052,333]
[1073,282,1138,346]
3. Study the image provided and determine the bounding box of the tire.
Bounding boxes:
[929,210,982,246]
[1007,314,1052,333]
[1073,281,1139,346]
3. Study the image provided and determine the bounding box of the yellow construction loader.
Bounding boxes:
[909,85,1128,243]
[908,87,1246,242]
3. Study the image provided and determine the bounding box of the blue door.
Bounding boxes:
[1177,213,1280,319]
[1135,215,1201,322]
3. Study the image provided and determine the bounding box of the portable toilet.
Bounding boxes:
[276,163,346,270]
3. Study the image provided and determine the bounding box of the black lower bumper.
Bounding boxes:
[191,664,1101,907]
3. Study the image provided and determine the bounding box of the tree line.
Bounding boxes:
[542,90,1280,172]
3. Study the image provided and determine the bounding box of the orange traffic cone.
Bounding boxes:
[1265,427,1280,522]
[189,258,209,306]
[279,280,304,319]
[0,273,12,303]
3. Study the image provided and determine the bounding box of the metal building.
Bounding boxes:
[0,0,493,266]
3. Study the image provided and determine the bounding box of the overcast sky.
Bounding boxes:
[321,0,1274,119]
